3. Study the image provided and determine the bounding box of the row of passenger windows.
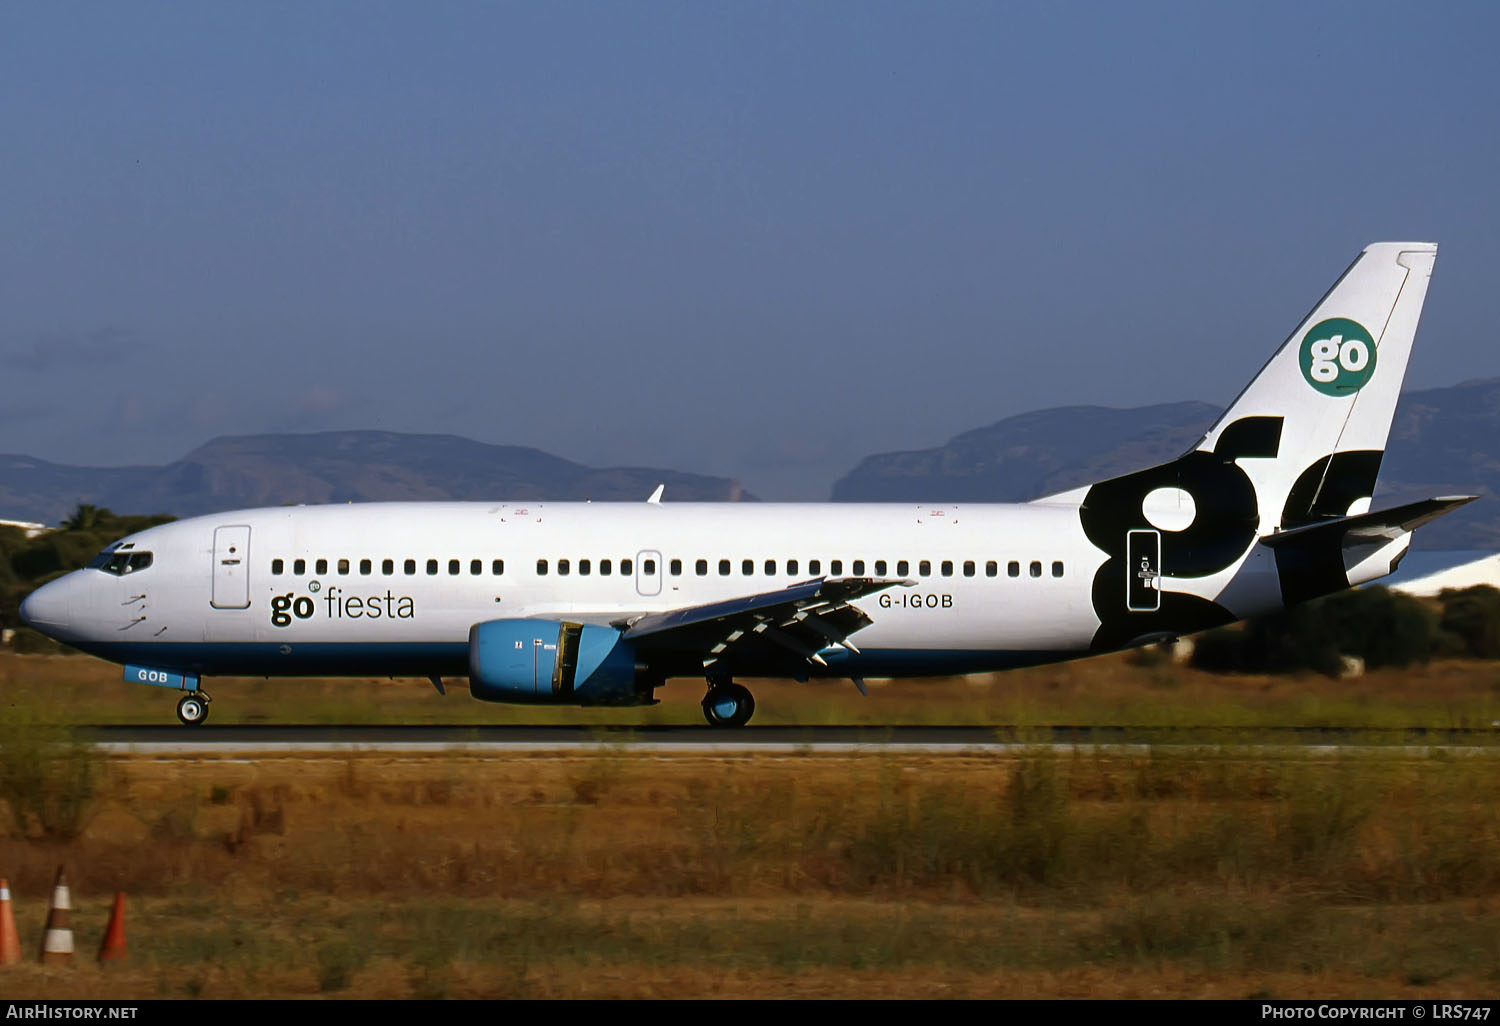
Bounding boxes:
[270,555,1067,580]
[273,557,507,577]
[537,557,1065,579]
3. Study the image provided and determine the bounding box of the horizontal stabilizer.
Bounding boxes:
[1258,495,1477,550]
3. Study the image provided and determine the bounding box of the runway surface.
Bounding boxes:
[80,723,1500,755]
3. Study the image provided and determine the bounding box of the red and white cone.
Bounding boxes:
[0,878,20,965]
[38,867,73,966]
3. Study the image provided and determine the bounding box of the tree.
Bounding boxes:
[61,503,104,531]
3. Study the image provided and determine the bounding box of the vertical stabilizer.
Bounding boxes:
[1059,243,1440,650]
[1195,242,1437,533]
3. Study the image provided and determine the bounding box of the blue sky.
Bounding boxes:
[2,2,1497,498]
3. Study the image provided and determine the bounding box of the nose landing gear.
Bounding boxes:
[176,691,211,727]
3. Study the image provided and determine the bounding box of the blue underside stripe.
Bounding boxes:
[74,640,1078,679]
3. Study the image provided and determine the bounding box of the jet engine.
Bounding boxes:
[467,619,652,705]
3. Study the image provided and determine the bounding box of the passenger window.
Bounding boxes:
[852,560,865,575]
[742,559,753,576]
[338,559,350,575]
[404,559,416,575]
[986,560,998,577]
[621,558,633,575]
[1008,561,1020,578]
[272,559,284,575]
[427,559,439,576]
[294,559,306,575]
[360,559,372,576]
[579,559,591,576]
[1052,561,1064,578]
[1030,561,1042,578]
[558,559,570,576]
[810,559,821,575]
[537,559,548,575]
[831,560,843,575]
[448,559,460,575]
[471,559,482,576]
[644,559,656,574]
[383,559,394,575]
[316,558,329,575]
[601,559,612,575]
[874,560,886,576]
[963,560,975,577]
[919,560,931,576]
[787,559,799,576]
[719,559,731,576]
[670,559,682,575]
[765,559,776,575]
[492,560,504,575]
[897,560,909,576]
[696,559,708,576]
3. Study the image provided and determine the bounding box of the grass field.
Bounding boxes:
[2,651,1499,999]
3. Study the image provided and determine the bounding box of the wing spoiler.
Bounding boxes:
[619,577,909,640]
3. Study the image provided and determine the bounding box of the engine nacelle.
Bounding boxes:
[468,619,649,706]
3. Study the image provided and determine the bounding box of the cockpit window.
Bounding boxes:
[87,548,153,576]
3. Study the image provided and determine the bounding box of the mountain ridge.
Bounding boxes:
[3,380,1498,549]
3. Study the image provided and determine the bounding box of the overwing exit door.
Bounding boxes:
[635,550,662,597]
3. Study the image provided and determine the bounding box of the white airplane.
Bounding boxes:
[20,242,1473,727]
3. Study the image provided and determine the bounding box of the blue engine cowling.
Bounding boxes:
[468,619,648,705]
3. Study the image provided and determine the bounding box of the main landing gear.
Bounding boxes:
[176,691,211,727]
[701,680,755,728]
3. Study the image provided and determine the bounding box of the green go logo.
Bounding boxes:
[1300,318,1376,396]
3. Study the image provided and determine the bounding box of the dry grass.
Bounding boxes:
[0,747,1498,998]
[4,651,1500,998]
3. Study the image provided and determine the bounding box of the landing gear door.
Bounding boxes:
[1126,529,1161,612]
[211,525,252,609]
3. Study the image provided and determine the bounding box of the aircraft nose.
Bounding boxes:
[19,578,70,629]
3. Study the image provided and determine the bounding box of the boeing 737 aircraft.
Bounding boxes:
[19,242,1473,726]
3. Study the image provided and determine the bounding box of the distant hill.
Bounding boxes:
[6,381,1499,550]
[832,380,1500,550]
[831,401,1218,504]
[0,431,752,524]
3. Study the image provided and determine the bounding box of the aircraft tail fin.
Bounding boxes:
[1192,241,1437,530]
[1054,243,1444,649]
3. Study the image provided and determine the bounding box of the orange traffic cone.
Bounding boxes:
[97,892,125,963]
[0,879,20,965]
[37,867,73,966]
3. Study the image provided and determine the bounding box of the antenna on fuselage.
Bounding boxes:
[646,484,664,504]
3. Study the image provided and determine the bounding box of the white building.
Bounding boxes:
[0,518,49,539]
[1385,551,1500,597]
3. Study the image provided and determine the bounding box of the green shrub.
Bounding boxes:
[1317,587,1441,669]
[9,628,62,654]
[1438,585,1500,659]
[0,698,103,839]
[1192,587,1440,675]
